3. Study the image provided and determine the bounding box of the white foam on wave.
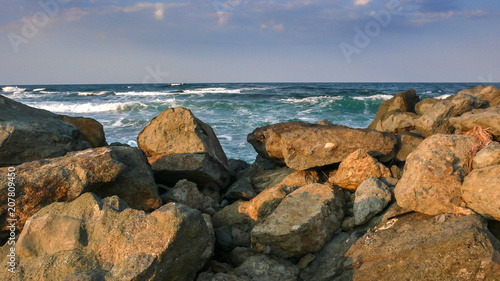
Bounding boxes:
[27,101,146,113]
[33,88,45,92]
[2,86,26,94]
[182,87,241,94]
[279,96,343,104]
[436,94,451,100]
[352,94,393,101]
[40,91,59,94]
[218,135,233,142]
[115,91,168,97]
[77,91,110,96]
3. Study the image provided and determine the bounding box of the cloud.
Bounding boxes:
[122,2,185,20]
[63,7,90,22]
[261,22,284,32]
[354,0,372,6]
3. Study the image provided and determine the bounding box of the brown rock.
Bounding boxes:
[0,95,89,166]
[0,146,161,233]
[394,134,476,215]
[458,85,500,106]
[473,142,500,169]
[373,110,418,134]
[251,183,344,258]
[344,213,500,280]
[395,131,425,162]
[2,193,214,281]
[137,107,229,168]
[414,94,488,137]
[149,153,231,188]
[161,180,218,215]
[330,149,392,191]
[368,89,420,130]
[60,115,107,147]
[461,165,500,221]
[248,122,397,170]
[449,106,500,140]
[415,97,439,115]
[250,167,294,193]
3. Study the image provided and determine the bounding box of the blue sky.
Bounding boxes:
[0,0,499,84]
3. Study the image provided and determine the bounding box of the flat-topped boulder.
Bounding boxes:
[247,122,397,170]
[137,107,229,169]
[0,146,161,233]
[457,85,500,106]
[449,106,500,140]
[0,95,89,166]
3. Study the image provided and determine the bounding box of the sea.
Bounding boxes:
[2,82,498,163]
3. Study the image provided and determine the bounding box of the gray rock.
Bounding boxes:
[225,177,257,200]
[354,177,392,225]
[161,180,218,215]
[215,226,236,252]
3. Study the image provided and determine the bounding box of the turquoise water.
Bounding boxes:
[2,83,497,162]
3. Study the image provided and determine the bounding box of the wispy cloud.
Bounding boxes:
[122,2,186,20]
[354,0,372,7]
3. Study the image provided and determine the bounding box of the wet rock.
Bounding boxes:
[330,149,392,191]
[248,122,397,170]
[395,134,476,215]
[251,184,344,258]
[461,165,500,221]
[344,213,500,280]
[0,95,89,166]
[0,146,161,233]
[60,115,107,147]
[354,177,392,225]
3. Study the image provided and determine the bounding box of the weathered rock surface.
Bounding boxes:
[395,131,425,162]
[161,180,218,215]
[250,167,294,193]
[0,95,89,166]
[414,94,488,137]
[344,213,500,280]
[457,85,500,106]
[354,177,392,225]
[251,183,344,258]
[225,177,257,200]
[60,115,107,147]
[473,142,500,169]
[461,165,500,221]
[149,153,231,188]
[0,146,161,233]
[449,106,500,139]
[299,231,365,281]
[137,107,229,168]
[415,97,439,115]
[248,122,397,170]
[395,134,476,215]
[372,110,418,134]
[368,89,420,130]
[330,149,392,191]
[197,254,299,281]
[1,193,214,281]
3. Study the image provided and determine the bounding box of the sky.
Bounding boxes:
[0,0,499,84]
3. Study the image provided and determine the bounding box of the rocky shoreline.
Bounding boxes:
[1,85,499,280]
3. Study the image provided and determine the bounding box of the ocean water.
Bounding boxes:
[2,82,498,163]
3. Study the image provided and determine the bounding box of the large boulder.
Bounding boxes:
[1,193,214,281]
[461,165,500,221]
[395,134,476,215]
[344,213,500,280]
[368,89,420,130]
[414,94,488,137]
[60,115,107,147]
[149,153,231,188]
[137,107,229,168]
[353,177,392,225]
[248,122,397,170]
[457,85,500,106]
[0,95,89,166]
[395,131,425,162]
[371,110,418,134]
[0,146,161,233]
[415,97,439,115]
[251,183,344,258]
[330,149,392,191]
[449,106,500,140]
